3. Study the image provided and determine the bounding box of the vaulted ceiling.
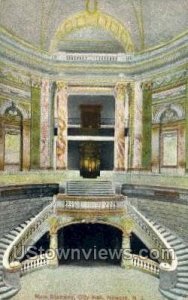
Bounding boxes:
[0,0,188,53]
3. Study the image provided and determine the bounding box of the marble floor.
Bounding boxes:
[12,265,163,300]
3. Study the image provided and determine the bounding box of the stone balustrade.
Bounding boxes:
[21,254,48,275]
[132,255,159,276]
[127,200,178,290]
[55,195,126,213]
[3,203,53,283]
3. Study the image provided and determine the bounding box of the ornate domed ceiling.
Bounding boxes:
[0,0,188,53]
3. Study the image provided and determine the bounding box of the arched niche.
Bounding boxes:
[0,102,30,171]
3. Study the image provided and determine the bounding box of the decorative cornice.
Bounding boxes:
[56,81,68,91]
[153,85,186,101]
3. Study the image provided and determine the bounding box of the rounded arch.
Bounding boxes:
[153,104,185,124]
[50,10,134,53]
[0,100,30,119]
[57,220,124,234]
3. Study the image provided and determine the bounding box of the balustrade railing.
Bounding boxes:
[126,200,178,289]
[3,203,53,270]
[21,254,48,275]
[56,198,126,211]
[131,255,159,276]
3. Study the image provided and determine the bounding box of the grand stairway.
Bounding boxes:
[0,185,187,299]
[0,217,35,299]
[146,217,188,300]
[66,180,115,196]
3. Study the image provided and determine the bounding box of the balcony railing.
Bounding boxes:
[68,127,114,137]
[68,118,115,126]
[55,195,126,214]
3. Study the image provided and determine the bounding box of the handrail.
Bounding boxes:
[126,200,178,271]
[3,203,53,270]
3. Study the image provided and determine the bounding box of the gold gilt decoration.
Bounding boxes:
[50,3,134,53]
[115,82,127,101]
[49,216,59,234]
[56,81,68,91]
[120,217,134,235]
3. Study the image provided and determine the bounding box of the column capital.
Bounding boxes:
[31,76,41,88]
[141,81,153,91]
[56,81,68,91]
[115,82,127,100]
[120,218,134,235]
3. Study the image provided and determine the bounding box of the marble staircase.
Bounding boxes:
[0,217,34,299]
[146,217,188,300]
[66,180,115,196]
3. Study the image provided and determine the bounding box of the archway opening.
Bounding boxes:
[58,223,123,266]
[131,233,158,262]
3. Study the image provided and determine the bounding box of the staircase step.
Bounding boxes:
[178,266,188,272]
[177,254,188,261]
[178,272,188,278]
[166,236,177,243]
[0,239,10,246]
[178,261,188,267]
[159,289,178,300]
[162,232,172,238]
[176,283,188,290]
[0,288,18,299]
[178,278,188,283]
[171,287,188,297]
[176,248,188,255]
[0,286,13,293]
[170,240,183,247]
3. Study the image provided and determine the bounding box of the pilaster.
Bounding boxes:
[121,233,132,268]
[30,78,41,169]
[142,82,153,170]
[22,120,30,171]
[186,80,188,172]
[0,121,4,171]
[48,217,59,268]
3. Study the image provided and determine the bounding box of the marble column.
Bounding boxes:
[121,233,132,268]
[22,120,30,171]
[40,79,52,169]
[131,81,143,170]
[114,82,127,171]
[186,80,188,172]
[56,82,68,170]
[178,123,186,174]
[142,82,153,170]
[0,122,4,171]
[124,89,129,171]
[151,125,160,173]
[48,232,59,268]
[30,79,41,169]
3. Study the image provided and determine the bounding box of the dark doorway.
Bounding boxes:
[130,233,158,262]
[20,232,50,262]
[80,105,101,129]
[58,223,122,266]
